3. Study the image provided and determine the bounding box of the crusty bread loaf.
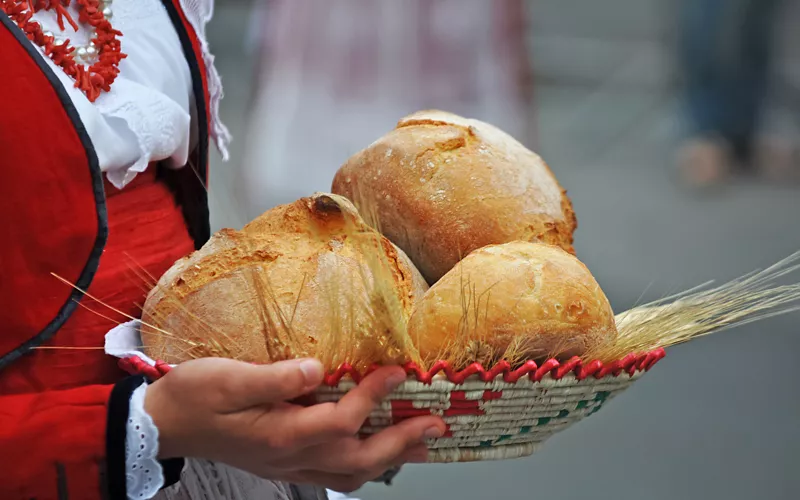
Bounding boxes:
[141,193,428,365]
[407,241,616,365]
[332,110,577,284]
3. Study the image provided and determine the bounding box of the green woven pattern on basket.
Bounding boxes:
[316,371,643,463]
[595,391,610,401]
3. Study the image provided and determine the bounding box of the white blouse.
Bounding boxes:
[28,0,229,188]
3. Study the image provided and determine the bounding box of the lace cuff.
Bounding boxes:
[126,383,165,500]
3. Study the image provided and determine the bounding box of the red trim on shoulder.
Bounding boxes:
[120,348,666,385]
[163,0,210,183]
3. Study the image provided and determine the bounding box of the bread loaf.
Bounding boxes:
[142,193,428,366]
[407,241,616,366]
[332,110,577,284]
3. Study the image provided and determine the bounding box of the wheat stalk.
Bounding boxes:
[584,251,800,362]
[313,192,423,370]
[44,202,800,373]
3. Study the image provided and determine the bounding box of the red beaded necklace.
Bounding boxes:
[0,0,126,102]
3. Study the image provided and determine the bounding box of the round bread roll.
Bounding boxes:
[332,110,577,284]
[407,241,616,366]
[142,193,428,365]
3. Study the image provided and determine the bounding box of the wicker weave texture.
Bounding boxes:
[315,372,643,462]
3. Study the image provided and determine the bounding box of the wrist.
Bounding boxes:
[143,379,180,459]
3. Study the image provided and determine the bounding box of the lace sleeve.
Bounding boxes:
[126,383,165,500]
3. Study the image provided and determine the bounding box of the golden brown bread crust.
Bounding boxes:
[141,193,428,364]
[407,241,616,365]
[332,110,577,284]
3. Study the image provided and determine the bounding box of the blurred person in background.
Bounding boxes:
[239,0,532,218]
[676,0,796,187]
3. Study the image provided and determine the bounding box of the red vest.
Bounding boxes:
[0,2,211,498]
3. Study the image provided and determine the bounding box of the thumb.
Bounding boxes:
[223,358,325,410]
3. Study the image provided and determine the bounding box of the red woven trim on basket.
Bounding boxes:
[322,349,665,385]
[117,348,666,385]
[119,348,666,387]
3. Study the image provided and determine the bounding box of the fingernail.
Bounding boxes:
[423,426,443,439]
[298,359,323,384]
[385,372,407,391]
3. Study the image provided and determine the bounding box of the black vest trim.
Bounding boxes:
[0,12,108,371]
[158,0,211,249]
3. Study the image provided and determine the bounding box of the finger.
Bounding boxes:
[293,446,426,494]
[265,366,408,446]
[221,358,324,411]
[337,366,407,416]
[395,444,429,464]
[305,415,443,474]
[339,415,444,471]
[282,444,426,491]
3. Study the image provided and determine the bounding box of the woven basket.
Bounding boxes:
[118,334,665,463]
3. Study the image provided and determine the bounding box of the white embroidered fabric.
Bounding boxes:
[154,459,296,500]
[27,0,229,189]
[127,383,165,500]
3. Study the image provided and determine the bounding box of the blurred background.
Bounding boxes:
[205,1,800,499]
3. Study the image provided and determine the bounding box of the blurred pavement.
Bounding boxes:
[206,2,800,499]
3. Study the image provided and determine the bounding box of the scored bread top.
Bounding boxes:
[332,109,577,284]
[141,193,428,365]
[407,241,616,366]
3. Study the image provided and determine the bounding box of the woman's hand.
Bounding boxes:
[144,357,445,492]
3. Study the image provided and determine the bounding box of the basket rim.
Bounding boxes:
[322,349,665,385]
[118,349,665,386]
